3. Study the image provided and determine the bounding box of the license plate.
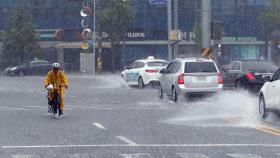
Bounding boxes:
[196,77,206,81]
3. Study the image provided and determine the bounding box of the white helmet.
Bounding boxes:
[52,63,61,68]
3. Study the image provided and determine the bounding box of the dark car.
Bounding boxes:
[5,60,53,76]
[222,60,279,91]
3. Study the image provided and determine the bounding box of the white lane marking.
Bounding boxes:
[21,105,42,108]
[116,136,138,146]
[0,107,28,111]
[227,154,262,158]
[177,153,210,158]
[92,123,107,130]
[12,155,34,158]
[120,153,153,158]
[0,106,71,111]
[4,143,280,149]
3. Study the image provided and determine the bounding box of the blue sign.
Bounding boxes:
[149,0,167,5]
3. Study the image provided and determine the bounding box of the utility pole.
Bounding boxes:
[201,0,211,49]
[174,0,179,57]
[167,0,172,61]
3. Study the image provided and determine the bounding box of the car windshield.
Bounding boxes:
[146,61,168,67]
[185,62,217,73]
[245,61,278,73]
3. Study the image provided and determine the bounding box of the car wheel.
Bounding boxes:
[259,95,267,119]
[138,77,145,88]
[172,87,178,102]
[19,71,24,77]
[158,84,164,99]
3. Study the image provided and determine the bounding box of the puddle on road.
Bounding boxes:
[163,90,264,128]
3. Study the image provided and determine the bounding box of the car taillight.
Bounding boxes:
[145,69,159,73]
[218,73,223,84]
[178,73,184,84]
[246,73,256,80]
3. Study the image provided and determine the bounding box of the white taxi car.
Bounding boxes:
[121,56,168,88]
[259,67,280,118]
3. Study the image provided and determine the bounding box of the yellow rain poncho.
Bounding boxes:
[44,70,69,111]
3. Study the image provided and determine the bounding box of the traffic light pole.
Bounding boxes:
[92,0,96,74]
[201,0,211,49]
[167,0,172,61]
[174,0,178,58]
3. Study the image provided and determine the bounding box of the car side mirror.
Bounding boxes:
[160,69,166,74]
[264,76,271,82]
[124,66,129,70]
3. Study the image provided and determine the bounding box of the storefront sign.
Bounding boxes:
[149,0,167,5]
[222,36,257,42]
[126,32,145,38]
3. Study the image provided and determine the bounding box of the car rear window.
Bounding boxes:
[147,61,168,67]
[185,62,217,73]
[245,61,278,73]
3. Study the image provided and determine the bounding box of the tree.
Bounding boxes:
[259,0,280,54]
[1,8,41,69]
[99,0,134,72]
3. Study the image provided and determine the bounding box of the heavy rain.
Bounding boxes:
[1,0,280,158]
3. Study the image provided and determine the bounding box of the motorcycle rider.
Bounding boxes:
[44,63,69,116]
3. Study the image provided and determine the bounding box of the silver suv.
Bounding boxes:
[158,57,223,102]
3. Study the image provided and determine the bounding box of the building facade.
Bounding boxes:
[0,0,274,72]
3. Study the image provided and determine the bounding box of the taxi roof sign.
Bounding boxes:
[147,56,155,60]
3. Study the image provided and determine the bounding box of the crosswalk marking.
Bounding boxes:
[227,154,262,158]
[12,155,34,158]
[177,153,210,158]
[120,153,153,158]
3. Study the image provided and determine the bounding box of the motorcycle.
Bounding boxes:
[46,84,63,118]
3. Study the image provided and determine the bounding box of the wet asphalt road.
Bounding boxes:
[1,75,280,158]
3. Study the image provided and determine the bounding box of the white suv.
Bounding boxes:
[158,57,223,102]
[259,68,280,118]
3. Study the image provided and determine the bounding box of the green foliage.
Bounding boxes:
[100,0,134,43]
[1,8,41,69]
[259,0,280,41]
[99,0,134,71]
